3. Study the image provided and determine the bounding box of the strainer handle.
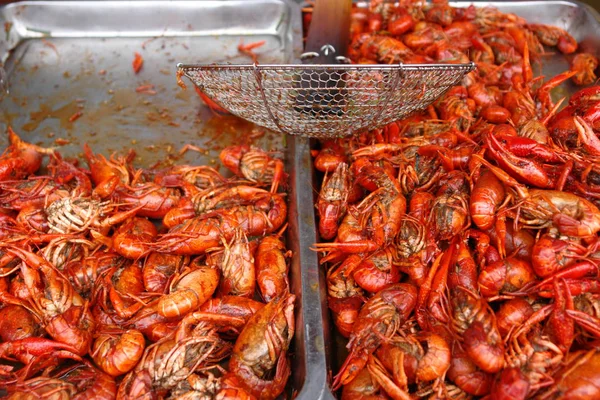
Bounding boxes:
[303,0,351,64]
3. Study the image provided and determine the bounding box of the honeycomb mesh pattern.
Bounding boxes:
[178,63,475,139]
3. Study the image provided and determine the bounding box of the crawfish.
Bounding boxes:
[47,153,92,194]
[104,262,146,320]
[470,168,505,231]
[528,23,577,53]
[450,286,504,373]
[408,191,435,222]
[152,215,226,256]
[8,272,30,301]
[0,176,63,211]
[505,326,564,394]
[317,162,350,240]
[473,6,527,31]
[162,186,264,228]
[41,236,94,271]
[388,7,415,36]
[142,252,188,293]
[53,359,117,400]
[467,79,503,108]
[489,367,531,400]
[219,145,286,193]
[416,381,473,400]
[402,119,454,138]
[341,367,388,400]
[4,377,77,400]
[478,257,536,298]
[425,2,455,26]
[91,328,146,377]
[216,229,256,298]
[364,353,412,400]
[366,35,416,63]
[192,185,272,215]
[403,24,446,50]
[496,298,535,337]
[114,180,181,219]
[332,247,402,294]
[372,335,417,387]
[394,214,435,285]
[0,337,82,381]
[498,134,565,163]
[536,70,579,114]
[0,127,54,182]
[16,203,49,233]
[65,251,126,298]
[0,304,41,341]
[521,189,600,236]
[154,192,287,255]
[168,373,221,400]
[124,299,175,342]
[314,194,404,255]
[483,130,555,189]
[517,118,553,144]
[385,332,451,384]
[432,39,471,64]
[471,34,495,64]
[531,233,585,277]
[399,147,444,195]
[45,196,142,235]
[447,345,493,396]
[255,231,290,302]
[327,261,365,338]
[545,279,578,352]
[486,221,535,262]
[194,295,264,336]
[157,261,219,318]
[571,53,599,86]
[333,283,417,390]
[169,373,257,400]
[312,139,350,173]
[538,349,600,399]
[316,158,406,254]
[228,293,295,400]
[574,115,600,156]
[7,247,95,356]
[119,318,231,398]
[82,143,133,197]
[436,87,474,131]
[503,86,536,128]
[429,191,470,241]
[477,155,600,237]
[112,217,157,259]
[480,104,512,124]
[158,164,227,190]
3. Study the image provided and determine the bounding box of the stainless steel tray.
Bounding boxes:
[307,0,600,398]
[0,1,330,399]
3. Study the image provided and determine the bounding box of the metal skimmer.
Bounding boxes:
[177,62,476,139]
[177,0,475,139]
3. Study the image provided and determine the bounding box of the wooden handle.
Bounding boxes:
[303,0,352,64]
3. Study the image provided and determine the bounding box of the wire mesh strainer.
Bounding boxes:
[177,62,476,139]
[177,0,475,139]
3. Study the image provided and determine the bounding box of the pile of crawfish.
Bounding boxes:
[0,129,294,400]
[310,1,600,399]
